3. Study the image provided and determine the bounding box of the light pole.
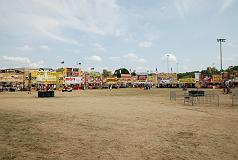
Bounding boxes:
[217,38,226,72]
[77,62,82,75]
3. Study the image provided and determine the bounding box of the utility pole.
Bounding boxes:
[217,38,226,72]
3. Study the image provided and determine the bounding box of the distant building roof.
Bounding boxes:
[0,69,24,74]
[38,68,55,71]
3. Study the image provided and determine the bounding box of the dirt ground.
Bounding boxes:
[0,88,238,160]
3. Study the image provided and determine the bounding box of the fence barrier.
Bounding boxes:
[170,90,220,106]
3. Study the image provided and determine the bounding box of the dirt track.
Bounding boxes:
[0,88,238,160]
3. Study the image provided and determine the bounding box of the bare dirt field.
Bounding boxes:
[0,88,238,160]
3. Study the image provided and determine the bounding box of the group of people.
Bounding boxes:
[223,80,233,94]
[144,84,152,90]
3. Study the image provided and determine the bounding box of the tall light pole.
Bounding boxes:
[217,38,226,72]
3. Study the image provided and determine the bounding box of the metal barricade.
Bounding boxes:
[203,93,220,107]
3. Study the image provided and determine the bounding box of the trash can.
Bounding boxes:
[189,90,204,97]
[38,91,54,97]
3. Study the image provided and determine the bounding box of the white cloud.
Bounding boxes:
[160,6,167,12]
[85,55,102,62]
[174,0,211,18]
[109,56,121,61]
[174,0,194,18]
[29,60,44,68]
[93,43,106,52]
[221,0,235,11]
[216,54,238,65]
[2,56,44,68]
[174,0,234,17]
[123,53,146,63]
[16,45,33,52]
[73,50,80,53]
[3,56,31,64]
[138,41,153,48]
[180,65,189,72]
[136,66,145,72]
[163,53,177,62]
[40,45,49,50]
[0,0,124,44]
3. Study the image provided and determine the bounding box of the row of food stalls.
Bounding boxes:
[158,73,224,88]
[1,68,238,91]
[0,69,25,91]
[156,72,238,88]
[29,70,159,90]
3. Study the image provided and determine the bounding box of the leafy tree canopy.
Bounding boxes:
[56,68,64,72]
[102,69,112,78]
[114,68,130,78]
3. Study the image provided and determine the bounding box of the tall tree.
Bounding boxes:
[102,69,112,78]
[56,68,64,72]
[114,68,129,78]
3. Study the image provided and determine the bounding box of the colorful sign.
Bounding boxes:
[0,73,23,83]
[158,73,177,83]
[105,77,118,84]
[64,77,82,84]
[179,78,195,83]
[119,74,132,82]
[137,75,147,82]
[195,73,201,82]
[31,71,61,84]
[63,68,81,77]
[211,75,222,83]
[36,71,57,82]
[88,71,102,83]
[71,72,79,77]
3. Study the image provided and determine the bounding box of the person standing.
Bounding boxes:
[28,85,31,94]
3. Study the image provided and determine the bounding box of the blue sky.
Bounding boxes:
[0,0,237,72]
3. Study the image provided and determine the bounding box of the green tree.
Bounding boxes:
[131,71,136,76]
[102,69,112,78]
[56,68,64,73]
[201,67,220,76]
[114,68,129,78]
[177,71,198,79]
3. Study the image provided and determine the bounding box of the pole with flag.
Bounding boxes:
[77,62,82,76]
[60,60,64,70]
